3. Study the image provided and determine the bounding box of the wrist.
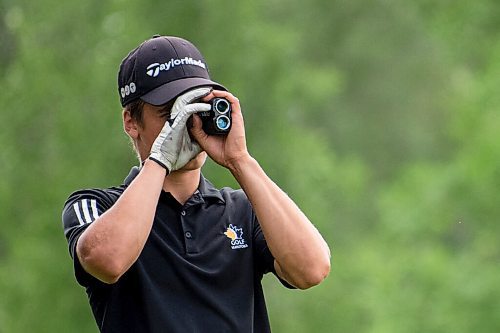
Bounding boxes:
[144,157,170,175]
[227,154,256,177]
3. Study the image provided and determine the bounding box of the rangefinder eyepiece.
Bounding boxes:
[198,98,232,135]
[213,98,230,114]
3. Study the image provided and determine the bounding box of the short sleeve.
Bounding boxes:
[61,189,115,286]
[252,218,275,276]
[252,216,295,289]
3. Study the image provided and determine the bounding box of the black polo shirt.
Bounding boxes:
[62,167,285,333]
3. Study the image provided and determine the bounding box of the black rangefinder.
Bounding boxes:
[198,98,232,135]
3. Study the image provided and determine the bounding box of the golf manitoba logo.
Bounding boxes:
[224,224,248,250]
[146,57,206,77]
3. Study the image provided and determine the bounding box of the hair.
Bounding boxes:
[124,98,175,127]
[125,99,146,126]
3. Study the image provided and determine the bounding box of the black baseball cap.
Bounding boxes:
[118,35,226,107]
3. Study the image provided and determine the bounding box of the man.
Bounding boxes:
[62,35,330,333]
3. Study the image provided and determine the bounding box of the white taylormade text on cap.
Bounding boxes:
[146,57,207,78]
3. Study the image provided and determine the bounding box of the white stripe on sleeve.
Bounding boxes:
[73,202,85,225]
[81,199,93,223]
[90,199,99,220]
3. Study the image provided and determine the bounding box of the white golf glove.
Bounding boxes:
[149,87,211,172]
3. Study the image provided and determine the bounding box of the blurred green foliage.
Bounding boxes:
[1,0,499,332]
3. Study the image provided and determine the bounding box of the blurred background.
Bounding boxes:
[1,0,500,332]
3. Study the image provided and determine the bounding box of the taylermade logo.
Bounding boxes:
[224,224,248,250]
[146,57,206,78]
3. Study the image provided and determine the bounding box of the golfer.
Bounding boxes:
[62,35,330,333]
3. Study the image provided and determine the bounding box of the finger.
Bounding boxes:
[202,90,239,103]
[174,87,212,108]
[171,103,211,128]
[202,90,241,118]
[183,102,211,115]
[189,114,208,142]
[191,113,203,130]
[171,87,212,118]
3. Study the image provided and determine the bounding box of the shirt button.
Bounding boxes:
[185,231,192,239]
[181,210,186,216]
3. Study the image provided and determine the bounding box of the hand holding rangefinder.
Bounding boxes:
[198,98,232,135]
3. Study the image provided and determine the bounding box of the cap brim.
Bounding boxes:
[140,77,227,106]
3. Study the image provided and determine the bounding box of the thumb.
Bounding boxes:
[189,114,208,144]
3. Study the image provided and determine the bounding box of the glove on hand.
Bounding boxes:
[149,87,211,172]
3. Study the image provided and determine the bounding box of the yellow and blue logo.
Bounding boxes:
[224,224,248,250]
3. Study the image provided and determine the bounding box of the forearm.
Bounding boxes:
[77,160,166,283]
[229,156,331,289]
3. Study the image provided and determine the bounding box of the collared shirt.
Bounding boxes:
[62,167,282,333]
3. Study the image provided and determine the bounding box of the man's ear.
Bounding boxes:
[123,109,139,139]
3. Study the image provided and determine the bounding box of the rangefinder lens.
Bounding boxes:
[215,115,230,130]
[214,99,230,114]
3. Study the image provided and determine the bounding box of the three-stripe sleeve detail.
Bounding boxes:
[73,199,100,225]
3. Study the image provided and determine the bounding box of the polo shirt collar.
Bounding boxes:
[124,166,140,186]
[123,166,225,204]
[197,174,225,203]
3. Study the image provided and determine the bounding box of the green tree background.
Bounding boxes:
[1,0,499,332]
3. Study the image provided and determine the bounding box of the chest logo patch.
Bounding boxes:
[224,224,249,250]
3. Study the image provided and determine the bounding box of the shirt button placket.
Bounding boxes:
[180,209,197,254]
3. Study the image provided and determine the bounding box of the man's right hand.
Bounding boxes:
[190,90,250,172]
[148,87,212,172]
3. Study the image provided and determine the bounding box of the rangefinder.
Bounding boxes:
[198,98,232,135]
